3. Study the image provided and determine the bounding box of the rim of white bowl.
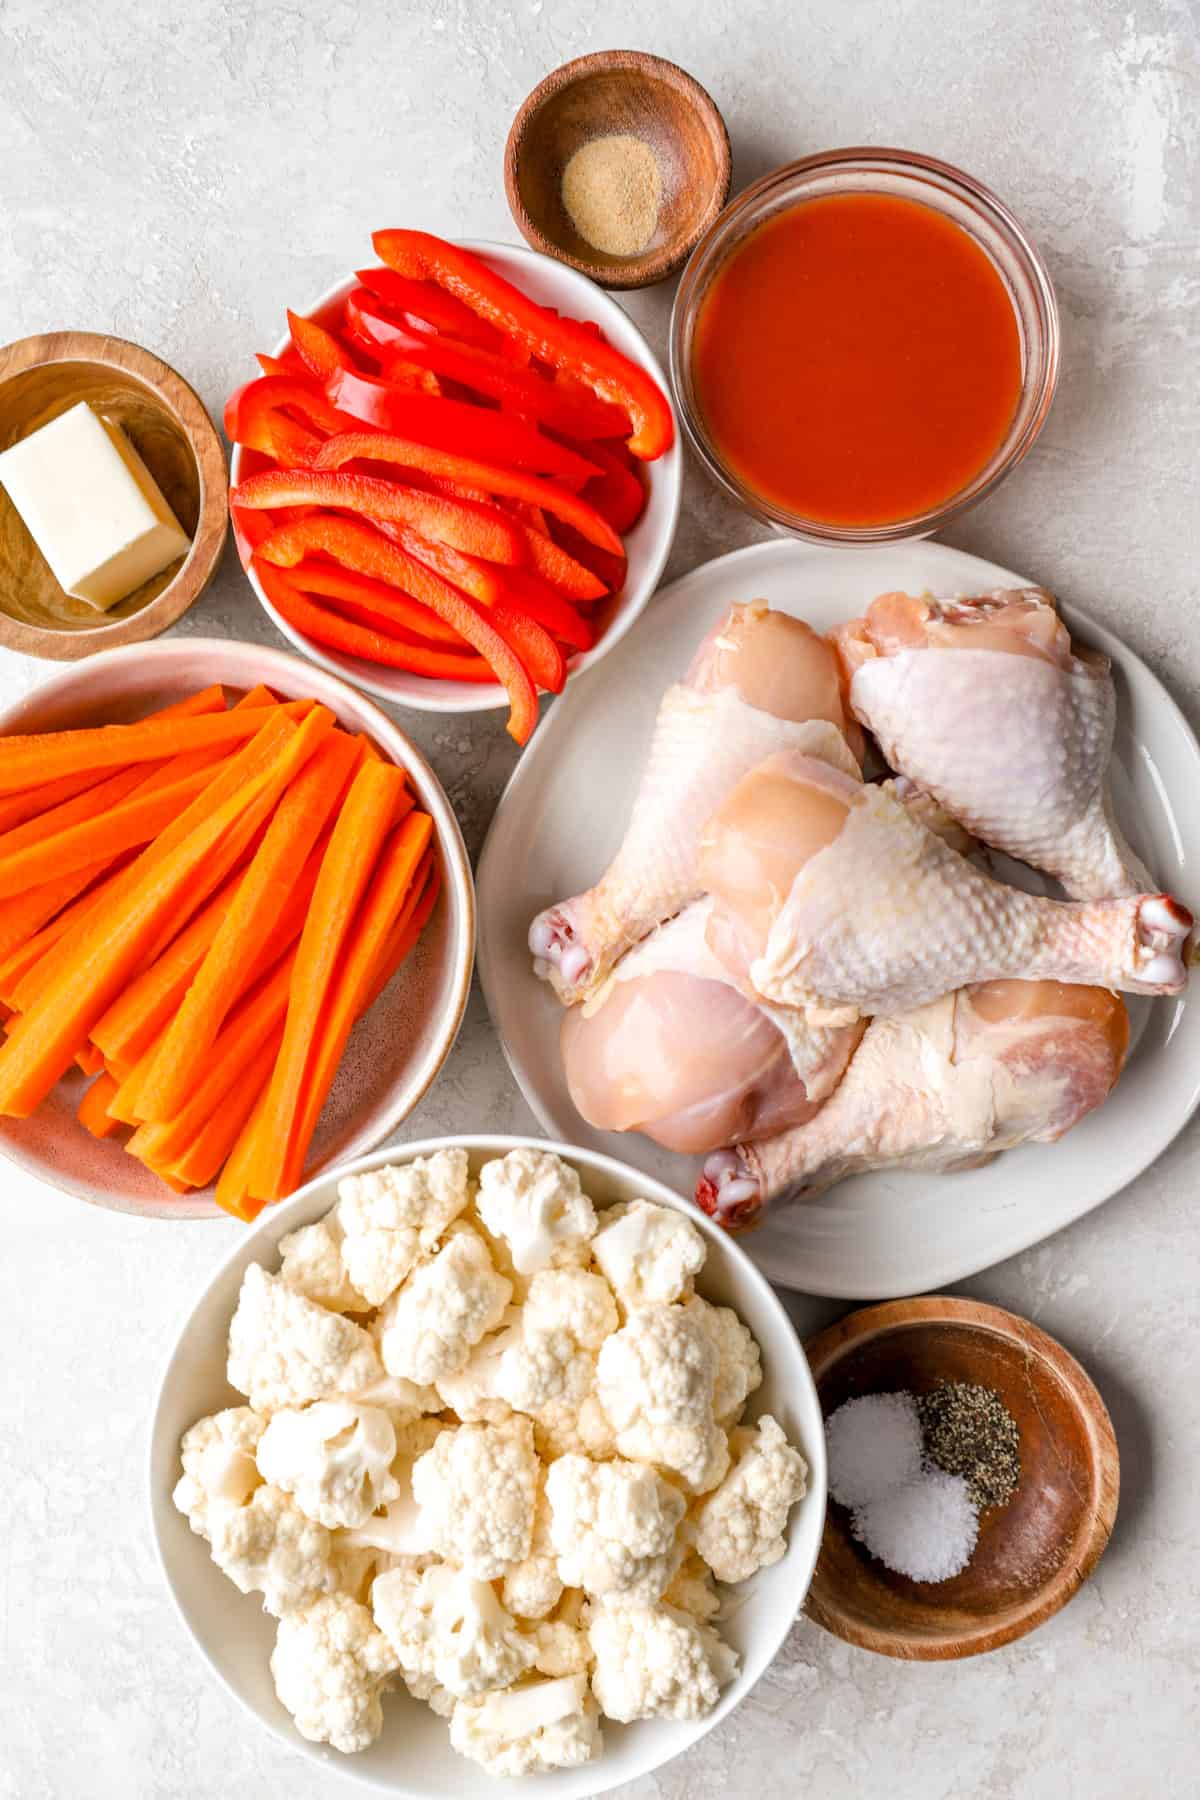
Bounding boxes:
[231,240,683,716]
[0,639,476,1219]
[148,1133,827,1796]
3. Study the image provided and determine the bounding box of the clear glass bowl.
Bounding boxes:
[669,148,1060,543]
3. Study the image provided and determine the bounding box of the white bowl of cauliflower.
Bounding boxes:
[149,1136,826,1793]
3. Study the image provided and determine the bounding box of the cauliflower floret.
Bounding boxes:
[450,1674,602,1778]
[475,1148,596,1276]
[376,1224,511,1386]
[434,1311,520,1423]
[663,1548,721,1623]
[372,1560,535,1699]
[595,1303,728,1494]
[227,1265,382,1414]
[412,1417,538,1579]
[337,1150,470,1306]
[495,1326,594,1414]
[270,1593,396,1754]
[589,1602,739,1722]
[683,1294,763,1425]
[532,1393,616,1463]
[256,1402,400,1530]
[344,1373,440,1426]
[278,1215,367,1314]
[522,1267,618,1348]
[501,1481,563,1620]
[172,1406,264,1540]
[591,1199,706,1309]
[528,1618,592,1677]
[545,1453,685,1602]
[691,1414,807,1583]
[335,1418,447,1563]
[210,1484,341,1618]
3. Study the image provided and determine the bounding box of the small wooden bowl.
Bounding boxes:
[804,1296,1119,1660]
[0,332,228,659]
[505,51,731,289]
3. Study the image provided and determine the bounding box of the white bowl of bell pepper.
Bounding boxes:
[228,234,682,746]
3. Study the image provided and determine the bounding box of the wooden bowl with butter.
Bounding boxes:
[0,332,227,659]
[505,51,731,289]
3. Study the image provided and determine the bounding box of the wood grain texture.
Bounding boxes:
[803,1295,1120,1660]
[504,51,731,289]
[0,332,227,659]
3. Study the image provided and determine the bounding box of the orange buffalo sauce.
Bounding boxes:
[692,192,1023,526]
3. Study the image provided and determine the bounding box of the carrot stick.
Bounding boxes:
[77,1071,123,1139]
[88,873,243,1071]
[0,760,228,900]
[75,1043,105,1077]
[15,708,317,1014]
[103,822,334,1116]
[214,1080,274,1221]
[0,700,310,795]
[0,686,227,838]
[162,1039,280,1190]
[246,759,405,1201]
[365,853,441,1010]
[281,813,433,1190]
[132,954,295,1174]
[0,712,325,1116]
[0,853,146,1009]
[135,730,361,1122]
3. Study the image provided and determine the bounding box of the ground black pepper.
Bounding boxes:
[916,1381,1020,1511]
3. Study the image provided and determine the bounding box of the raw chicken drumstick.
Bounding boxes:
[528,601,863,1003]
[560,899,864,1153]
[699,978,1130,1226]
[833,587,1152,899]
[698,751,1192,1015]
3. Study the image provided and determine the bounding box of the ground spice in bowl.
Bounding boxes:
[917,1381,1021,1510]
[561,134,662,257]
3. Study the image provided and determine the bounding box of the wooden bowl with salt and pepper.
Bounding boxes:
[504,51,732,289]
[804,1296,1119,1660]
[0,332,227,660]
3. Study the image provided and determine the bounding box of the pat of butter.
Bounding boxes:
[0,400,191,611]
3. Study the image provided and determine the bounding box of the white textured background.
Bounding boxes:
[1,0,1198,1794]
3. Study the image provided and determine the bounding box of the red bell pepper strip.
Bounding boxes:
[288,562,466,645]
[372,230,675,460]
[314,432,623,554]
[580,441,647,535]
[230,504,276,570]
[372,520,506,608]
[355,266,507,352]
[224,374,353,464]
[509,518,606,601]
[486,602,566,694]
[254,563,498,685]
[325,370,599,484]
[287,309,352,382]
[254,518,540,741]
[547,518,628,599]
[229,469,523,565]
[256,349,305,377]
[500,570,595,652]
[352,308,628,440]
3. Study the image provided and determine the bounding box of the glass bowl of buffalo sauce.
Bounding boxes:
[670,149,1059,541]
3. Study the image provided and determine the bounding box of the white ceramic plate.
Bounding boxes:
[232,240,682,719]
[0,640,474,1219]
[476,540,1200,1298]
[149,1135,826,1797]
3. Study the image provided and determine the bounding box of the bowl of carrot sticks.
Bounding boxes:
[0,638,474,1219]
[227,231,682,745]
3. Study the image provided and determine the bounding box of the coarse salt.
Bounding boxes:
[851,1468,978,1584]
[825,1392,923,1508]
